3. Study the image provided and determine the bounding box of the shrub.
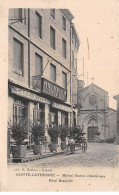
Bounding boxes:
[105,137,116,143]
[8,119,28,146]
[31,123,45,145]
[47,125,59,143]
[59,125,69,142]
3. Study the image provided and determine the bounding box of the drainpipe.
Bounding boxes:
[28,8,30,87]
[70,22,73,128]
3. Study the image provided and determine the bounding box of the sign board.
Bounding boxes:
[52,102,72,112]
[42,78,67,102]
[11,86,50,104]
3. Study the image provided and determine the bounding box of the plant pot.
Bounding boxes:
[49,143,57,152]
[33,145,43,155]
[61,142,66,150]
[11,145,26,158]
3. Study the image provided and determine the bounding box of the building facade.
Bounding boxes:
[77,82,117,141]
[8,9,80,144]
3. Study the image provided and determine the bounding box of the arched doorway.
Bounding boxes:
[87,118,99,141]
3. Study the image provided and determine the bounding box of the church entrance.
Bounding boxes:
[87,118,99,141]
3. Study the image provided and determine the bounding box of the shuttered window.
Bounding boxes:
[35,53,43,76]
[62,71,67,89]
[36,12,42,38]
[14,8,22,22]
[50,63,56,82]
[62,38,66,59]
[13,38,23,75]
[50,26,55,50]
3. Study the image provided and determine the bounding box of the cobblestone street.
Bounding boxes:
[8,143,119,168]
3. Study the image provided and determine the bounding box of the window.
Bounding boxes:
[62,71,67,89]
[62,15,66,31]
[62,38,66,59]
[24,9,26,25]
[50,9,55,19]
[50,26,55,50]
[13,38,23,75]
[14,8,22,23]
[50,63,56,82]
[36,12,42,38]
[72,51,74,66]
[13,99,26,123]
[14,9,26,24]
[33,103,44,124]
[35,53,43,76]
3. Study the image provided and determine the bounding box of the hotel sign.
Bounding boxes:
[11,86,50,104]
[42,78,67,102]
[52,102,72,112]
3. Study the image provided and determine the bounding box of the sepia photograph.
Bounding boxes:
[0,0,119,192]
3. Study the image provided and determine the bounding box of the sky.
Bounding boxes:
[69,0,119,109]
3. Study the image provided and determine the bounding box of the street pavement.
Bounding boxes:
[8,142,119,168]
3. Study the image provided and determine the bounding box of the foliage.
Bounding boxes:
[70,125,82,138]
[31,123,45,145]
[105,137,116,143]
[8,119,28,145]
[47,125,59,143]
[59,125,69,142]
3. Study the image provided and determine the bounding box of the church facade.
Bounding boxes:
[77,82,117,141]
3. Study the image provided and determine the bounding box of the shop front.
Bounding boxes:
[8,79,73,145]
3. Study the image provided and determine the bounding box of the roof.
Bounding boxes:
[113,94,119,100]
[60,9,74,21]
[79,83,108,94]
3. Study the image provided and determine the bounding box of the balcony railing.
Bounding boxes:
[32,76,67,102]
[42,78,67,102]
[32,75,41,93]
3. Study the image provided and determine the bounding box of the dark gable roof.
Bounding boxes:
[60,9,74,21]
[113,94,119,100]
[79,84,108,94]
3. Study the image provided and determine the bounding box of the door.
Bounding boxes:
[88,126,98,141]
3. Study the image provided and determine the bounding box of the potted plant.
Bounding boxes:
[8,119,28,158]
[31,123,45,155]
[47,125,59,152]
[59,125,68,150]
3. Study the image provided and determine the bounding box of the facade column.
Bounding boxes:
[44,104,50,139]
[28,102,34,145]
[68,112,71,127]
[58,111,62,146]
[58,111,61,125]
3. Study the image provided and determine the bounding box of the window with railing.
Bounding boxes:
[14,8,26,24]
[50,63,56,82]
[35,53,43,76]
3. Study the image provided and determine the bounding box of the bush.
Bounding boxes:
[59,125,69,142]
[8,119,28,146]
[105,137,116,143]
[47,125,59,143]
[31,123,45,145]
